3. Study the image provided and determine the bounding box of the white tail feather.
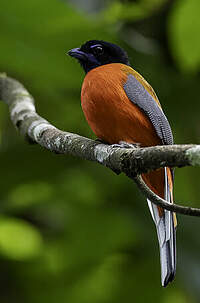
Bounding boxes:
[147,167,176,286]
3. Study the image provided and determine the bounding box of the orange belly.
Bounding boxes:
[81,64,171,200]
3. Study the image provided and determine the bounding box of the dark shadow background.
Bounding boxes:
[0,0,200,302]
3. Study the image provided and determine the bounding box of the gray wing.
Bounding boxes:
[123,74,173,145]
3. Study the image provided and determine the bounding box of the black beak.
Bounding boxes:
[67,48,87,61]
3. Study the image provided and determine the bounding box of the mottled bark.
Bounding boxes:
[1,73,200,216]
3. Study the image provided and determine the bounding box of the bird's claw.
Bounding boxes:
[111,141,140,149]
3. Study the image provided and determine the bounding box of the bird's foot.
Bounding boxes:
[111,141,140,149]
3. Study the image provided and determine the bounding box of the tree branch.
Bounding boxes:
[1,73,200,216]
[133,175,200,216]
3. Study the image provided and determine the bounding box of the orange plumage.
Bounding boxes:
[81,63,171,205]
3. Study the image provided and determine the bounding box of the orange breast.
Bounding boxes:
[81,64,160,147]
[81,63,171,200]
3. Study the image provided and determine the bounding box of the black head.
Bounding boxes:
[68,40,130,73]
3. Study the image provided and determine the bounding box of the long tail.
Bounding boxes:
[147,167,177,287]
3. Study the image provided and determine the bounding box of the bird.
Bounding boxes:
[68,40,177,287]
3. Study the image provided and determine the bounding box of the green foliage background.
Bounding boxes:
[0,0,200,302]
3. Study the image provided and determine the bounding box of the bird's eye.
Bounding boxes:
[92,46,104,56]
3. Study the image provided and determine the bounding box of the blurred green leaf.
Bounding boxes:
[66,254,125,303]
[102,0,167,23]
[8,182,54,210]
[168,0,200,72]
[0,217,43,260]
[103,2,145,23]
[162,290,193,303]
[59,169,103,206]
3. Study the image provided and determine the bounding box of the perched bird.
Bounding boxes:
[68,40,177,287]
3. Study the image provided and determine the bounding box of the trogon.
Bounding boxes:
[68,40,177,287]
